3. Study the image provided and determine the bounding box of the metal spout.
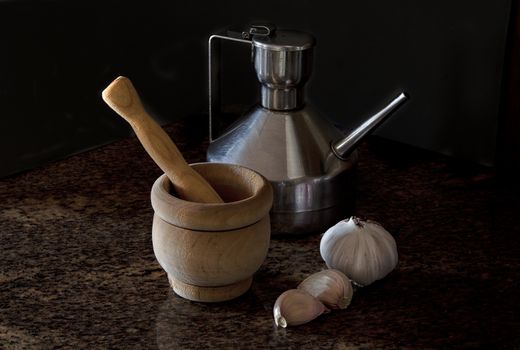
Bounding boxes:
[331,92,408,160]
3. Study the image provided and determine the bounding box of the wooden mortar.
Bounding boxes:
[151,162,273,302]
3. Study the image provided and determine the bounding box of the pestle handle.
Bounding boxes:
[102,76,223,203]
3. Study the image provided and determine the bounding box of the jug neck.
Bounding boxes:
[252,30,315,111]
[261,86,304,110]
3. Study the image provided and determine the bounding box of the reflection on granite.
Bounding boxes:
[1,119,519,349]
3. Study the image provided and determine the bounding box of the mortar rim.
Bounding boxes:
[151,162,273,231]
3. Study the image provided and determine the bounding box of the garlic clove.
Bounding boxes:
[320,216,398,287]
[297,269,353,309]
[273,289,328,328]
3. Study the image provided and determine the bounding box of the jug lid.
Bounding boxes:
[252,30,315,52]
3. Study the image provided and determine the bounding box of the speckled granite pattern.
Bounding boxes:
[1,118,519,349]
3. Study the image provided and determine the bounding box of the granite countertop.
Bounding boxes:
[1,119,519,349]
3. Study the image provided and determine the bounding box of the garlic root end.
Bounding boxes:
[275,316,287,328]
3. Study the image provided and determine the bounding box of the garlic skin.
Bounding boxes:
[320,217,398,287]
[298,269,353,309]
[273,289,328,328]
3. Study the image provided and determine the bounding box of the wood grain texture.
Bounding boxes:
[150,162,273,302]
[168,275,253,303]
[101,76,223,203]
[153,214,270,286]
[151,163,273,231]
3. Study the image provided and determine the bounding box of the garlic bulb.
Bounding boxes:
[298,269,353,309]
[320,217,398,286]
[273,289,328,328]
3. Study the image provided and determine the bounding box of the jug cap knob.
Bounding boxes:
[242,24,276,39]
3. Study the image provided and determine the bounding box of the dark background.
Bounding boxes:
[0,0,517,177]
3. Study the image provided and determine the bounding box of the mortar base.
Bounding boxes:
[168,275,253,302]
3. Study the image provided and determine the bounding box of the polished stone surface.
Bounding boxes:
[1,119,519,349]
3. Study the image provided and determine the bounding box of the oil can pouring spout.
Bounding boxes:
[331,92,409,160]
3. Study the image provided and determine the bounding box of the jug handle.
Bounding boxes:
[208,24,275,142]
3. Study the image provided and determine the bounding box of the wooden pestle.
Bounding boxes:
[102,76,223,203]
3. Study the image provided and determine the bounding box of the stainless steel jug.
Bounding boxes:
[207,25,408,234]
